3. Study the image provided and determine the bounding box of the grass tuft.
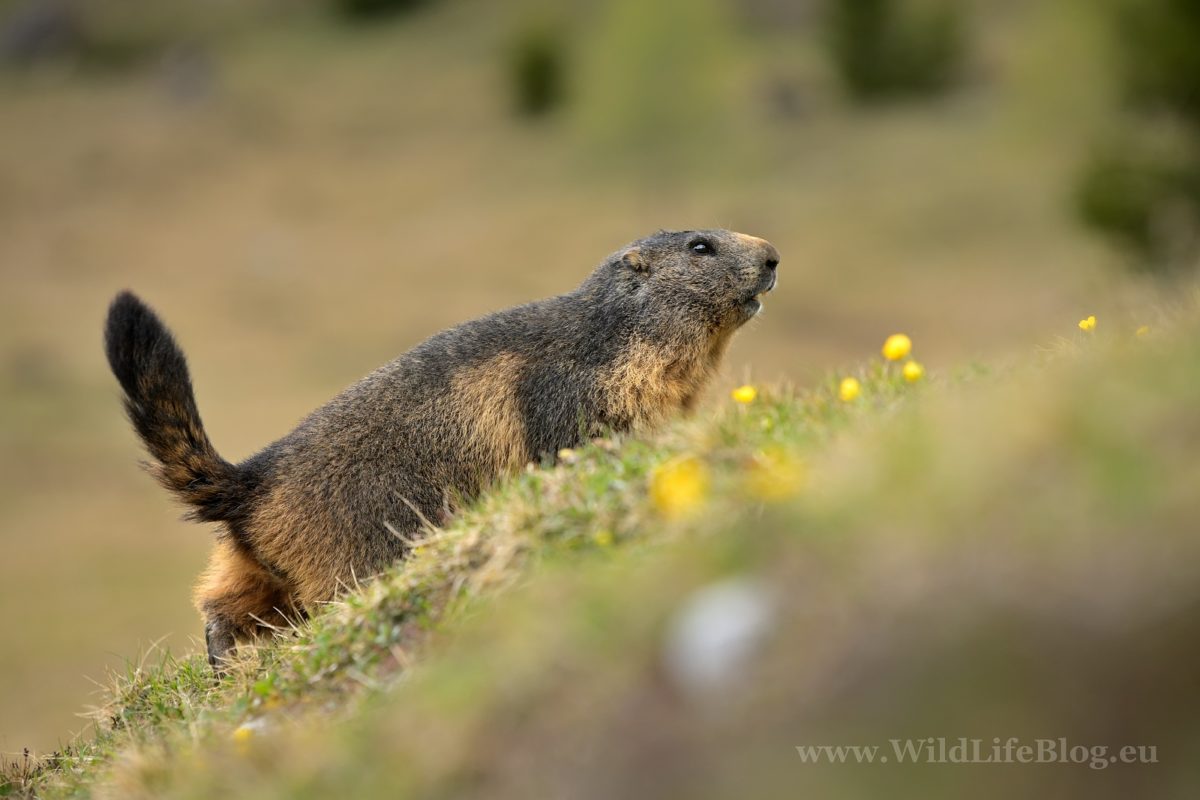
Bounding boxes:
[7,307,1200,798]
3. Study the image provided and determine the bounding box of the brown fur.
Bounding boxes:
[451,352,531,477]
[194,540,294,659]
[600,334,725,430]
[104,229,780,668]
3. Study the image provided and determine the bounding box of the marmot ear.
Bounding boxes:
[621,247,649,273]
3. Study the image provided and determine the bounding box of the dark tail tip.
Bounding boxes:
[104,290,168,397]
[103,291,260,529]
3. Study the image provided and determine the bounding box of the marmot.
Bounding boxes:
[104,228,780,667]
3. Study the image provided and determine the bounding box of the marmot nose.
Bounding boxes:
[763,243,780,271]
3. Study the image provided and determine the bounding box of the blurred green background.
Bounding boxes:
[0,0,1195,754]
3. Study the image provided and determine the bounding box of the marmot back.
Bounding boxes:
[104,228,780,667]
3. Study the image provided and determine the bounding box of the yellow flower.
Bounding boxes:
[746,447,807,502]
[231,724,255,753]
[592,529,614,547]
[839,377,861,402]
[1135,325,1150,338]
[882,333,912,361]
[1078,315,1096,332]
[557,447,577,463]
[731,384,758,404]
[902,360,924,383]
[649,456,709,519]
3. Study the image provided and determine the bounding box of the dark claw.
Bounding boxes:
[204,620,236,675]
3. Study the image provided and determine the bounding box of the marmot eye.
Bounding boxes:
[689,239,715,255]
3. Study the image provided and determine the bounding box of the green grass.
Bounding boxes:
[6,303,1200,798]
[0,0,1146,750]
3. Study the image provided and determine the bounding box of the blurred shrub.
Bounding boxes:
[332,0,429,21]
[1075,0,1200,272]
[574,0,737,171]
[1076,143,1200,271]
[0,0,82,64]
[1,0,269,72]
[1114,0,1200,124]
[827,0,963,102]
[508,22,566,118]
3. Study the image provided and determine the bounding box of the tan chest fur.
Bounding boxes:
[601,332,731,430]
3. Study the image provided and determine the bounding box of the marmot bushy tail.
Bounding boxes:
[105,229,780,669]
[104,291,252,528]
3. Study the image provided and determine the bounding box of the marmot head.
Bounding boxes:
[600,229,780,338]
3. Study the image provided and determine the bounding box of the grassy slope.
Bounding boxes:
[0,0,1135,750]
[6,305,1200,799]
